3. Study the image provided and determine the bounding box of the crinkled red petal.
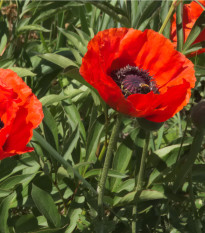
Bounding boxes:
[0,69,43,159]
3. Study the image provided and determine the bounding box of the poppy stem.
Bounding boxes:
[159,0,179,34]
[97,114,122,229]
[132,130,150,233]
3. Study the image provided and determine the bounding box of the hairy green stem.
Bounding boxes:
[176,2,183,51]
[97,114,121,230]
[132,130,150,233]
[159,0,178,34]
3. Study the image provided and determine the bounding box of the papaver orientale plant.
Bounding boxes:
[80,28,196,122]
[0,69,43,160]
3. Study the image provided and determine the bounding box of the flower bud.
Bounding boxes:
[191,100,205,129]
[138,118,164,131]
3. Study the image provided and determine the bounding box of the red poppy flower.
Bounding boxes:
[0,69,43,160]
[80,28,196,122]
[171,0,205,56]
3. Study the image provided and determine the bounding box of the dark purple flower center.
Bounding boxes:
[0,119,4,129]
[110,65,158,97]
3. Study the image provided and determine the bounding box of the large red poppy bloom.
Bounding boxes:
[80,28,196,122]
[171,0,205,56]
[0,69,43,160]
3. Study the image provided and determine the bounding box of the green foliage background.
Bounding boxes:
[0,0,205,232]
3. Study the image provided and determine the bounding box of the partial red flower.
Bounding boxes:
[80,28,196,122]
[171,0,205,56]
[0,69,44,160]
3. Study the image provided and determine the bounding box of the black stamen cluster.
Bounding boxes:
[110,65,158,97]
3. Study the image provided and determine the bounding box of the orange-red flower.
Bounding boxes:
[80,28,196,122]
[171,0,205,56]
[0,69,43,160]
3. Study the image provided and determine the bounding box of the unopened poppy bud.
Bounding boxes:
[191,100,205,129]
[138,118,164,131]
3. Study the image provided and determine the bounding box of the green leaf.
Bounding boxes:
[0,174,36,191]
[110,137,133,192]
[0,189,12,198]
[31,184,61,228]
[65,208,82,233]
[9,67,36,77]
[17,24,50,33]
[84,169,128,179]
[148,143,190,186]
[39,53,78,69]
[40,94,71,106]
[195,65,205,76]
[173,130,204,191]
[182,11,205,53]
[43,106,59,151]
[83,114,105,174]
[57,27,87,55]
[62,98,86,142]
[184,41,205,56]
[14,214,39,233]
[0,33,7,56]
[0,193,15,233]
[114,179,135,193]
[91,1,130,27]
[33,130,97,195]
[63,126,80,161]
[114,189,166,206]
[134,1,161,30]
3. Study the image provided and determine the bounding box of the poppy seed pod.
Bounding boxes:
[191,100,205,129]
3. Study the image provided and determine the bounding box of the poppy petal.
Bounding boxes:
[0,69,43,160]
[80,28,196,122]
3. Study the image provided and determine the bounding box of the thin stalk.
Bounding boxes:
[176,2,184,52]
[177,112,182,137]
[188,172,202,233]
[159,0,179,34]
[132,130,150,233]
[97,114,122,230]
